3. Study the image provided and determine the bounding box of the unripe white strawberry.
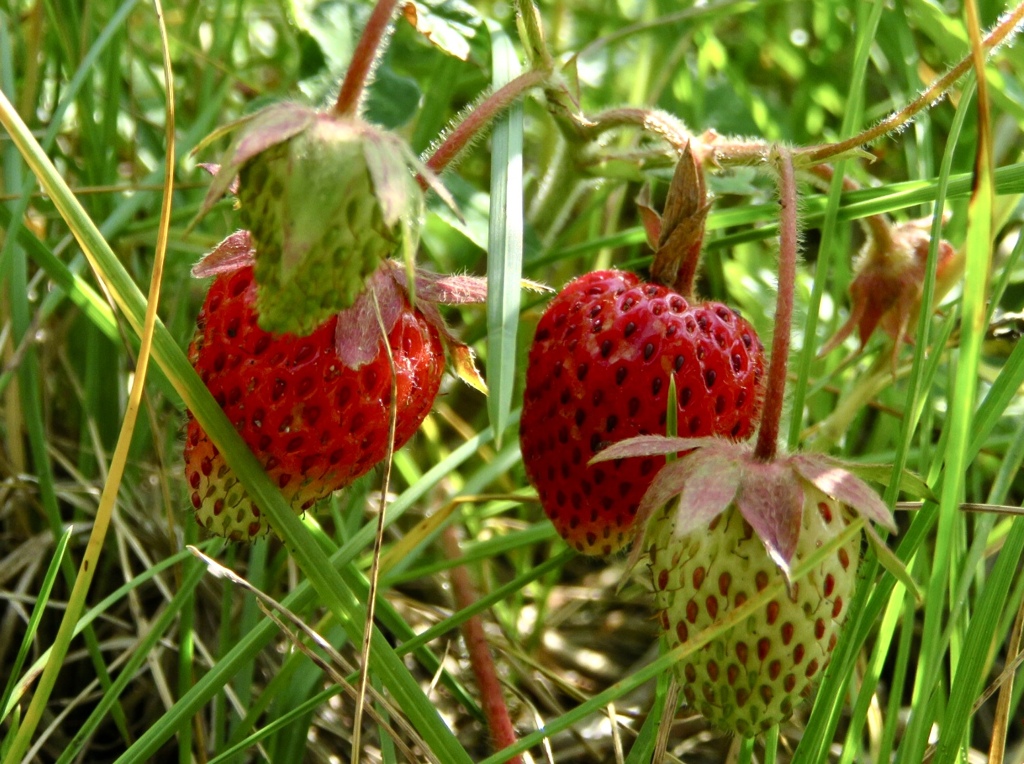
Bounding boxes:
[648,483,858,735]
[201,104,438,337]
[593,436,898,736]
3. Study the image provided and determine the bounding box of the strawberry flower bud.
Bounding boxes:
[639,143,711,298]
[821,215,958,360]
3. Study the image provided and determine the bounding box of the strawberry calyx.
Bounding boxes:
[190,229,254,277]
[192,233,489,391]
[199,103,458,229]
[591,436,898,577]
[334,261,489,394]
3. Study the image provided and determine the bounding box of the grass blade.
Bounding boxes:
[486,21,525,447]
[0,528,71,726]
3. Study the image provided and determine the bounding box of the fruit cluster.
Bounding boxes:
[516,146,899,734]
[182,7,907,745]
[185,139,896,737]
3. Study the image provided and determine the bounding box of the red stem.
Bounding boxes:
[754,146,798,462]
[799,2,1024,164]
[424,69,548,178]
[441,527,524,764]
[334,0,401,115]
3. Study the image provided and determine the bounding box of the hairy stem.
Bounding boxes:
[755,146,798,462]
[334,0,400,116]
[798,2,1024,164]
[582,106,692,149]
[424,69,548,177]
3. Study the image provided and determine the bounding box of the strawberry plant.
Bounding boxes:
[4,2,1024,764]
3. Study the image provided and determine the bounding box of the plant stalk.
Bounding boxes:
[514,0,553,70]
[441,526,523,764]
[581,106,692,149]
[798,2,1024,164]
[334,0,401,116]
[754,145,798,462]
[425,69,548,177]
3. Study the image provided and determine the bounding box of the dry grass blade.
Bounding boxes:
[352,288,401,760]
[378,497,460,576]
[21,628,138,764]
[895,501,1024,516]
[186,547,437,764]
[253,599,424,763]
[989,594,1024,764]
[920,631,1024,763]
[0,3,175,757]
[653,679,680,764]
[608,701,625,763]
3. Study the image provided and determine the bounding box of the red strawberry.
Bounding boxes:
[184,263,444,540]
[519,270,765,555]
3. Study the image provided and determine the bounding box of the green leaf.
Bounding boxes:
[405,0,484,61]
[365,67,422,129]
[0,527,71,722]
[864,526,921,602]
[485,22,524,446]
[834,462,937,504]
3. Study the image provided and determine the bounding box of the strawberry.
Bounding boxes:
[519,270,765,555]
[185,243,489,541]
[593,437,898,735]
[201,105,458,337]
[184,264,440,540]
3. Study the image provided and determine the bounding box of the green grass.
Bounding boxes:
[3,1,1024,762]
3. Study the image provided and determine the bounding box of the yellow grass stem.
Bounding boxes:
[0,2,174,761]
